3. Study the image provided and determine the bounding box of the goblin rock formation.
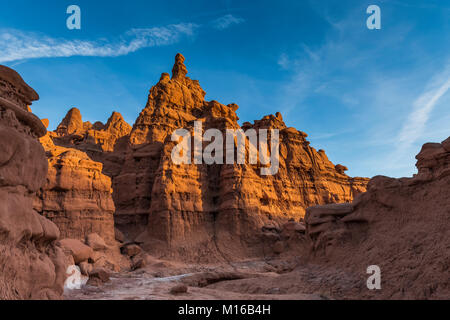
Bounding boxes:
[35,115,130,272]
[53,108,132,177]
[35,129,116,243]
[52,54,365,261]
[118,54,367,260]
[47,54,367,261]
[0,66,65,299]
[305,138,450,299]
[35,106,131,245]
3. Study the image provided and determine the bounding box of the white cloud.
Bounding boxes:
[0,23,198,63]
[0,14,246,63]
[273,3,450,178]
[277,53,290,69]
[397,66,450,149]
[212,14,245,30]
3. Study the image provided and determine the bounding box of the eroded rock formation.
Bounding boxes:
[0,66,65,299]
[34,108,130,247]
[52,108,132,177]
[112,54,367,260]
[305,138,450,299]
[35,119,130,272]
[35,130,116,243]
[46,54,367,262]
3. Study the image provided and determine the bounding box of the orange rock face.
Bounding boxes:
[35,107,132,245]
[110,54,368,260]
[35,133,116,243]
[53,109,132,176]
[305,138,450,299]
[0,66,65,299]
[36,112,131,272]
[47,54,368,262]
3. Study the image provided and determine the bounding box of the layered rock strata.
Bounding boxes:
[35,118,130,272]
[47,54,368,261]
[52,108,132,177]
[305,138,450,299]
[0,65,65,299]
[35,130,116,243]
[112,54,368,260]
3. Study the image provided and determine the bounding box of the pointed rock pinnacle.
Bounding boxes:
[172,53,188,79]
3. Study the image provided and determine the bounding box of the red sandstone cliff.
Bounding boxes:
[304,137,450,299]
[52,108,132,177]
[35,130,116,243]
[119,54,367,260]
[0,66,65,299]
[45,54,367,261]
[2,54,446,300]
[35,117,130,272]
[35,107,130,245]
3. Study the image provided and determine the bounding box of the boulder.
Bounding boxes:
[273,241,285,254]
[59,239,93,264]
[86,233,108,251]
[114,228,125,243]
[79,261,93,276]
[89,268,110,283]
[131,257,147,271]
[121,244,142,257]
[169,284,188,295]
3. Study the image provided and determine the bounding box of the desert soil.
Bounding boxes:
[63,256,349,300]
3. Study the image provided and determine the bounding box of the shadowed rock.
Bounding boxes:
[305,137,450,299]
[0,65,65,300]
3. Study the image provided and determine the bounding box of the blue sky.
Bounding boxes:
[0,0,449,178]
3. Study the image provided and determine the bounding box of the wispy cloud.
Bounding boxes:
[275,2,450,178]
[0,23,198,63]
[211,14,245,30]
[397,65,450,151]
[0,14,246,64]
[277,53,290,69]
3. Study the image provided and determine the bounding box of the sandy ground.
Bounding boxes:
[64,257,334,300]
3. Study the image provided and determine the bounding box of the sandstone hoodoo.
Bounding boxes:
[3,55,446,301]
[304,137,450,299]
[36,118,130,272]
[35,105,131,248]
[49,54,368,261]
[36,128,116,243]
[52,108,132,177]
[119,54,368,260]
[0,66,65,299]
